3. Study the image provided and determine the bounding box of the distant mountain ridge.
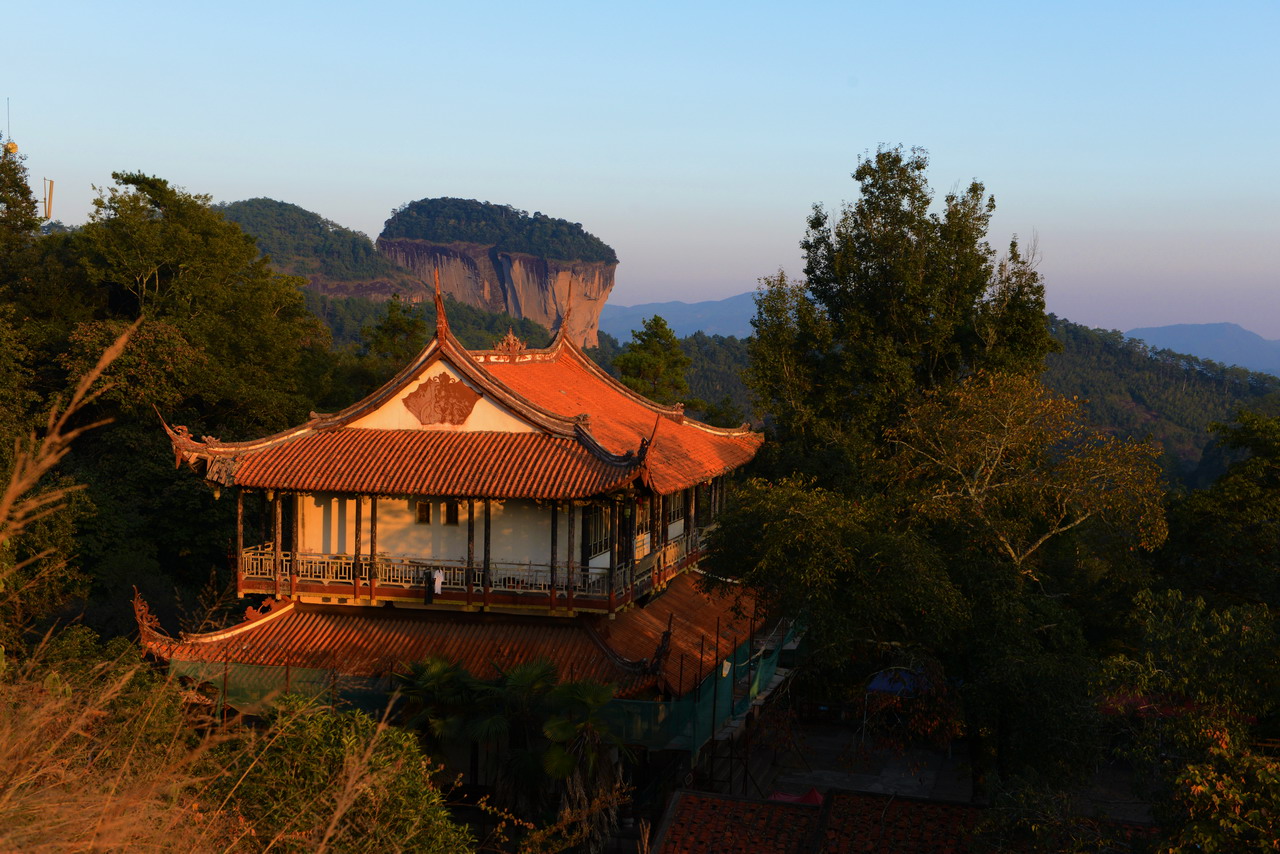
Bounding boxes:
[1125,323,1280,378]
[600,292,756,339]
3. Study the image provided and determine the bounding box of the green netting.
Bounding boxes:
[602,622,797,752]
[169,622,798,752]
[168,660,393,716]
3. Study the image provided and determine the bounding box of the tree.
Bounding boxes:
[0,136,42,260]
[1163,410,1280,605]
[613,315,691,406]
[747,147,1056,485]
[542,680,628,854]
[888,372,1168,575]
[703,476,964,664]
[210,698,475,853]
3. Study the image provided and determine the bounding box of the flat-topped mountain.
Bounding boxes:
[220,197,618,347]
[377,198,617,347]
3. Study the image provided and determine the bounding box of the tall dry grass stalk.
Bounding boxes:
[0,326,473,853]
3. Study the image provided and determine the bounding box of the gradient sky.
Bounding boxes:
[7,1,1278,336]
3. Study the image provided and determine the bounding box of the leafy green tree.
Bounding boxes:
[1103,589,1280,848]
[361,294,429,365]
[542,680,627,854]
[210,698,474,853]
[1163,410,1280,605]
[889,372,1168,575]
[703,477,963,663]
[613,315,691,406]
[0,136,42,259]
[748,147,1055,485]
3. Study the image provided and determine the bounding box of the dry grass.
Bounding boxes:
[0,327,472,853]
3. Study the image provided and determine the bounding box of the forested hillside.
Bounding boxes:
[1044,315,1280,484]
[217,198,421,293]
[592,312,1280,487]
[304,291,551,352]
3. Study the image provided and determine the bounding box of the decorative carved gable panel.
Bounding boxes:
[403,374,483,426]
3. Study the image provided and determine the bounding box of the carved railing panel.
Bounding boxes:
[239,528,705,606]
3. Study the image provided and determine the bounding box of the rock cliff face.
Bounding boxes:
[376,238,616,347]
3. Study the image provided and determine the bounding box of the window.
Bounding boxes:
[583,504,611,559]
[442,499,460,526]
[635,498,651,535]
[415,500,432,524]
[666,490,685,525]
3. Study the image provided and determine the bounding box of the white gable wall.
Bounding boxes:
[348,362,536,433]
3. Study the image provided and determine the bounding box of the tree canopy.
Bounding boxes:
[612,315,691,406]
[381,197,618,263]
[748,147,1056,485]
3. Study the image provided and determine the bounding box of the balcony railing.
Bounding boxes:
[239,527,703,612]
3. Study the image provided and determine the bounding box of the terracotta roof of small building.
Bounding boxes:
[818,791,980,853]
[651,790,983,854]
[136,571,760,701]
[652,792,821,854]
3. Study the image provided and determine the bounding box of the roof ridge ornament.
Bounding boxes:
[433,268,448,338]
[495,327,527,354]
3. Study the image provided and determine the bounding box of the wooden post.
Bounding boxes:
[566,502,576,612]
[290,493,300,600]
[235,490,244,597]
[608,499,618,613]
[369,496,378,605]
[549,500,559,612]
[628,498,637,604]
[688,486,698,539]
[466,499,475,609]
[272,493,282,599]
[483,499,492,610]
[353,495,363,600]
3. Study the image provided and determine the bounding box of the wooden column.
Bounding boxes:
[549,500,559,612]
[608,499,619,613]
[272,493,282,599]
[369,496,379,605]
[628,498,637,604]
[688,486,698,537]
[482,499,492,610]
[466,499,475,609]
[353,495,363,600]
[290,493,300,600]
[566,502,576,611]
[235,490,244,597]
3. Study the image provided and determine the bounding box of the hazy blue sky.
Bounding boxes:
[8,1,1278,335]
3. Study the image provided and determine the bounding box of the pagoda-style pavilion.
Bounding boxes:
[138,283,779,741]
[162,286,761,619]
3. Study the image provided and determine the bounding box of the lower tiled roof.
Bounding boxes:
[138,572,759,701]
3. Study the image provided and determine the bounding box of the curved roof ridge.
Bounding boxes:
[162,338,446,460]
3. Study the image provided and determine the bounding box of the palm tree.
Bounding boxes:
[542,680,628,854]
[470,659,560,817]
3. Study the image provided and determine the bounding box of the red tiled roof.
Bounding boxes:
[652,792,822,854]
[233,428,638,499]
[138,572,759,701]
[598,572,758,697]
[165,320,759,500]
[482,343,762,494]
[652,790,983,854]
[819,791,980,853]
